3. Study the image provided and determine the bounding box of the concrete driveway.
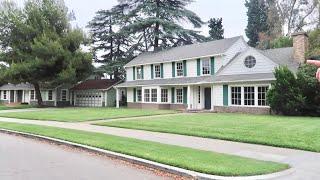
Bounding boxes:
[0,133,174,180]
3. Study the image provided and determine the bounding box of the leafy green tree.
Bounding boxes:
[269,36,293,49]
[307,29,320,59]
[0,0,93,106]
[245,0,269,47]
[120,0,205,51]
[296,64,320,115]
[267,66,305,115]
[208,18,224,40]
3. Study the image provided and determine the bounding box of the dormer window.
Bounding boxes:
[154,64,161,78]
[202,59,211,75]
[136,66,142,79]
[176,62,184,77]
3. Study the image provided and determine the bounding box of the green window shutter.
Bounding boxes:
[223,85,228,106]
[133,88,136,102]
[160,63,164,78]
[172,62,175,77]
[183,87,188,104]
[141,65,144,79]
[133,67,136,80]
[171,87,175,103]
[151,64,154,79]
[183,60,187,76]
[210,57,215,75]
[197,58,201,76]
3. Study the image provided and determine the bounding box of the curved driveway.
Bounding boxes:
[0,133,172,180]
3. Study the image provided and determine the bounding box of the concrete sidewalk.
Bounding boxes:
[0,117,319,179]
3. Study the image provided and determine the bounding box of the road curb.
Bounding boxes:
[0,129,294,180]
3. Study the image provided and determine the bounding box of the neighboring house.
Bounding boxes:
[70,79,119,107]
[0,83,72,107]
[115,32,308,114]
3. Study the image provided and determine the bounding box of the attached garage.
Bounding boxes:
[71,79,119,107]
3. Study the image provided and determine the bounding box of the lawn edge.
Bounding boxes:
[0,128,294,180]
[97,123,319,153]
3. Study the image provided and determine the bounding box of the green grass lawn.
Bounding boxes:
[0,122,288,176]
[0,108,176,122]
[97,113,320,152]
[0,104,33,110]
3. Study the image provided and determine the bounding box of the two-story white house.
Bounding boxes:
[115,32,308,114]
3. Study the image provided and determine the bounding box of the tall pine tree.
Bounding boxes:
[245,0,269,47]
[120,0,205,51]
[208,18,224,40]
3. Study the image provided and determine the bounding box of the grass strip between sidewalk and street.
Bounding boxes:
[0,122,289,176]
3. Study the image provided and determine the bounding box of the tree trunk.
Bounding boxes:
[154,0,160,50]
[32,82,43,107]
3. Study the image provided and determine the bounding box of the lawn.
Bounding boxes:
[0,108,176,122]
[0,122,288,176]
[0,104,33,110]
[97,113,320,152]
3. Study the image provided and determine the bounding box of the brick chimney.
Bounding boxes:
[292,32,309,64]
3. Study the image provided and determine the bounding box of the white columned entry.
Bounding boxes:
[116,88,120,108]
[187,85,191,109]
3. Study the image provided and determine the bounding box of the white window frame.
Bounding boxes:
[231,86,242,105]
[176,88,183,104]
[30,90,36,100]
[154,64,161,78]
[144,89,150,102]
[48,90,53,101]
[61,89,68,101]
[3,91,7,100]
[176,62,184,77]
[244,86,255,106]
[137,89,142,102]
[136,66,142,80]
[201,59,211,75]
[258,86,269,106]
[151,89,157,102]
[161,89,168,103]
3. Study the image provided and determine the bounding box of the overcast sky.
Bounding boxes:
[13,0,248,38]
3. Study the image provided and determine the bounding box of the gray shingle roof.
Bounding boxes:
[116,73,275,87]
[0,83,34,90]
[258,47,299,72]
[125,36,243,67]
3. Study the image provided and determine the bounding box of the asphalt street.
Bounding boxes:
[0,133,173,180]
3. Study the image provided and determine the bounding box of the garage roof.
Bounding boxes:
[71,79,119,91]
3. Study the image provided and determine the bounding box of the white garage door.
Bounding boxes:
[75,92,102,107]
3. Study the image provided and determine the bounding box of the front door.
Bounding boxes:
[204,88,211,110]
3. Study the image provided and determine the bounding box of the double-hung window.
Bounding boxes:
[3,91,7,100]
[176,62,184,77]
[137,89,142,102]
[144,89,150,102]
[48,90,53,101]
[176,89,183,103]
[258,86,269,106]
[136,66,142,79]
[61,89,67,101]
[244,86,255,106]
[231,87,241,105]
[154,65,161,78]
[202,59,211,75]
[151,89,157,102]
[161,89,168,102]
[30,90,35,100]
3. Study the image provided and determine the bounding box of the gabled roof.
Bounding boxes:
[71,79,118,91]
[258,47,299,72]
[125,36,244,67]
[0,83,34,90]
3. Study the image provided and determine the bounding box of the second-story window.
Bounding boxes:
[154,65,161,78]
[136,66,142,79]
[202,59,210,75]
[176,62,184,77]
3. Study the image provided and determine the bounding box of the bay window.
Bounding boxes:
[244,86,255,106]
